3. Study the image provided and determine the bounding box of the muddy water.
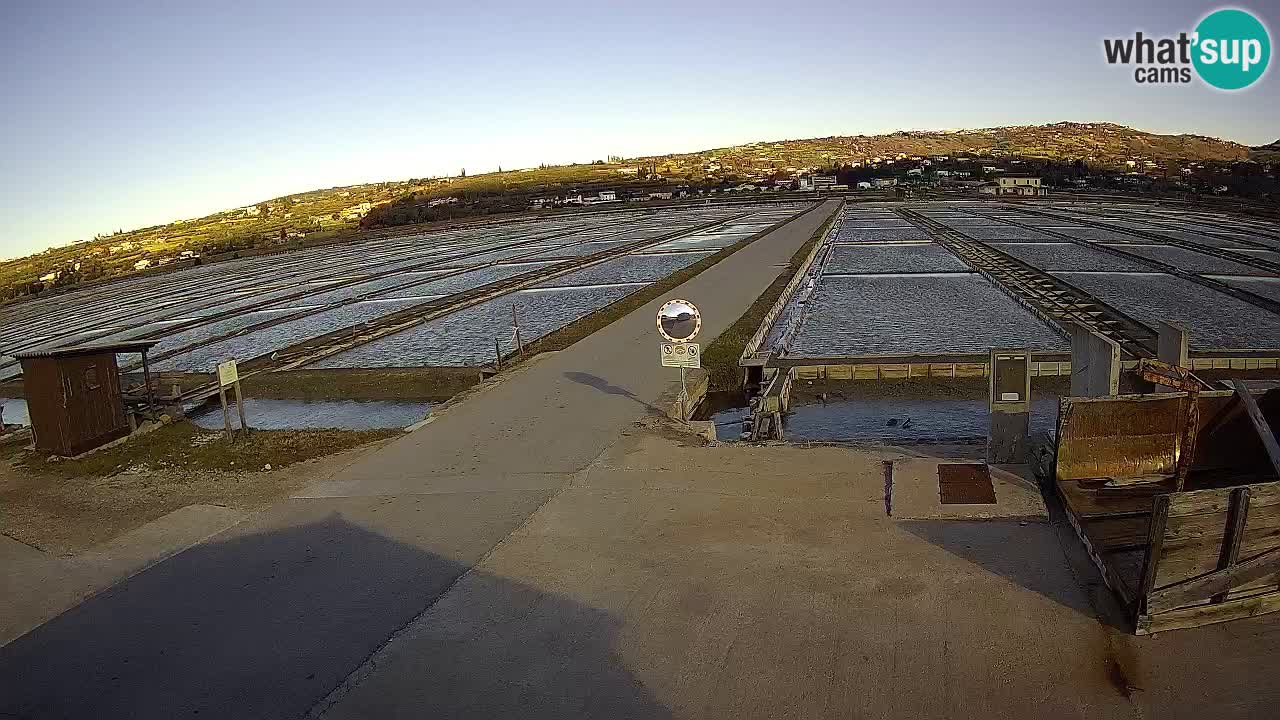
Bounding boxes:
[706,394,1060,443]
[190,398,432,431]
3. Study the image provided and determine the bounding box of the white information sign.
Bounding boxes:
[660,342,701,369]
[217,359,239,388]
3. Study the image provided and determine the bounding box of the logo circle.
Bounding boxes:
[1193,9,1271,90]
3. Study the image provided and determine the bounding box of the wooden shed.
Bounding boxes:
[13,340,159,456]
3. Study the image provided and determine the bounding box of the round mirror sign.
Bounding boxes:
[657,298,701,342]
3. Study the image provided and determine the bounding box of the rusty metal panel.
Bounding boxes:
[1056,389,1279,484]
[938,463,997,504]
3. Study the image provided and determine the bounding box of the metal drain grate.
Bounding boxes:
[938,463,997,504]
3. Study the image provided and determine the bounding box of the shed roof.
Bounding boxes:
[12,340,160,360]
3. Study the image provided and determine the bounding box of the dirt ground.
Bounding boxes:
[0,422,397,555]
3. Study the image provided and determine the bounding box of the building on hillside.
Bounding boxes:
[980,175,1047,197]
[871,178,898,189]
[133,259,152,271]
[340,202,374,220]
[856,181,872,190]
[596,190,619,203]
[810,174,837,190]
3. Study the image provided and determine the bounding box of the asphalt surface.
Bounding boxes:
[0,200,839,720]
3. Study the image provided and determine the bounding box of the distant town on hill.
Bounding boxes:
[3,121,1278,301]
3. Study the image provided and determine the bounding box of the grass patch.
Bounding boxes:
[241,368,475,401]
[18,421,398,479]
[700,211,837,391]
[521,205,819,358]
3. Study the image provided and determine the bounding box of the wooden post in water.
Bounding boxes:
[494,338,502,369]
[512,304,524,357]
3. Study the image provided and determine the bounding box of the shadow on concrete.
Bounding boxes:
[0,515,670,720]
[897,519,1100,620]
[564,371,656,411]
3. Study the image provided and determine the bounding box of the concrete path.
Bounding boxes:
[0,201,839,720]
[0,504,243,646]
[315,424,1280,720]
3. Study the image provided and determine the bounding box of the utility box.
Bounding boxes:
[988,348,1031,463]
[13,341,158,456]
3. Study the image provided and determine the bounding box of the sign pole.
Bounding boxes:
[234,379,248,436]
[219,385,233,443]
[679,366,687,420]
[215,359,241,443]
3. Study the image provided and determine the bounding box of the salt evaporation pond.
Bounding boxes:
[312,284,637,368]
[1,397,30,427]
[191,398,431,431]
[786,273,1067,358]
[709,396,1060,443]
[1055,272,1280,350]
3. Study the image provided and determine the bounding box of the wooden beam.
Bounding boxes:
[1230,380,1280,479]
[1137,495,1171,614]
[1138,590,1280,634]
[1147,545,1280,614]
[1213,487,1251,604]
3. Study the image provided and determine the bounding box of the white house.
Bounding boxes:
[856,181,872,190]
[988,175,1047,197]
[810,174,837,190]
[597,190,619,202]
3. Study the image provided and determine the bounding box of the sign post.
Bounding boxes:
[216,359,247,443]
[657,299,703,421]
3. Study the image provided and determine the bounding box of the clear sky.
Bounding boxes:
[2,0,1277,259]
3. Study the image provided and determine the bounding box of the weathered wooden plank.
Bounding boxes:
[1231,380,1280,480]
[1138,589,1280,634]
[1165,480,1280,518]
[1156,528,1280,590]
[1147,545,1280,613]
[1084,515,1152,552]
[1137,495,1171,609]
[1213,488,1251,603]
[1056,481,1135,605]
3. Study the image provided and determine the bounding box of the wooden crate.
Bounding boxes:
[1054,388,1280,633]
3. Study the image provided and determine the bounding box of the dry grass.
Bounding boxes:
[16,421,397,479]
[0,421,398,554]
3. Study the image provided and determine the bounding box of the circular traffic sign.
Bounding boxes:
[657,298,701,342]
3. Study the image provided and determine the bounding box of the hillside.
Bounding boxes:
[1251,140,1280,163]
[0,121,1260,300]
[647,122,1250,174]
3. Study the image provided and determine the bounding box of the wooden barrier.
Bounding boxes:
[1053,387,1280,633]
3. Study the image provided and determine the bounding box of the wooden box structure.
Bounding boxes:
[13,340,159,456]
[1054,388,1280,633]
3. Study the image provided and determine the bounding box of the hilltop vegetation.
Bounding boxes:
[2,121,1272,301]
